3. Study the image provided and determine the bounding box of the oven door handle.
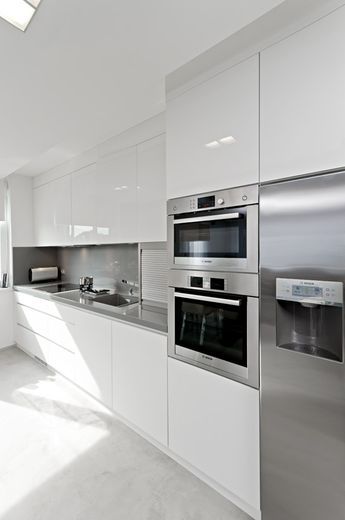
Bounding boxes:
[174,292,241,306]
[174,213,240,225]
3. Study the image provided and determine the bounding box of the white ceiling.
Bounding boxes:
[0,0,285,178]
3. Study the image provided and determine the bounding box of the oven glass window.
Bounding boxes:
[174,213,246,258]
[175,292,247,367]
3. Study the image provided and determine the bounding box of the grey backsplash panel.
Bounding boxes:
[58,244,139,291]
[13,247,59,285]
[13,244,139,290]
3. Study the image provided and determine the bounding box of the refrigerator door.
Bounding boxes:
[260,171,345,520]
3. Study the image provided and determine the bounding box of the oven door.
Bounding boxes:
[168,205,258,272]
[168,288,259,388]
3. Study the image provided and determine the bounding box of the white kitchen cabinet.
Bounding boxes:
[73,310,112,407]
[8,174,34,247]
[33,175,72,246]
[71,162,99,244]
[14,292,112,407]
[137,134,166,242]
[15,323,76,381]
[93,147,137,244]
[260,6,345,181]
[168,358,260,513]
[112,321,168,445]
[15,302,76,353]
[0,289,13,349]
[167,55,259,198]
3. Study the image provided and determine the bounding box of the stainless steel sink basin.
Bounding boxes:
[92,293,139,307]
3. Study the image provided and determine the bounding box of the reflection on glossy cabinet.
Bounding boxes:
[137,134,166,242]
[34,176,72,246]
[168,358,260,513]
[167,55,259,198]
[112,321,168,446]
[260,6,345,181]
[97,147,137,243]
[71,163,98,244]
[74,310,112,408]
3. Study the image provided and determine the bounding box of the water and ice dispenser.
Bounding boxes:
[276,278,344,362]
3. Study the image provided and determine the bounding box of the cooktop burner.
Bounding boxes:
[34,283,79,294]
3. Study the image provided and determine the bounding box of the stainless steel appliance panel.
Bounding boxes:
[168,269,259,297]
[168,270,259,388]
[167,184,258,216]
[260,171,345,520]
[167,185,258,273]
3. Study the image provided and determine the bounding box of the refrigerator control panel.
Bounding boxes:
[276,278,343,306]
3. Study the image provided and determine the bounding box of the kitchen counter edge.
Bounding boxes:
[14,285,168,335]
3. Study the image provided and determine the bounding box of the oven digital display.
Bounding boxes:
[197,195,215,209]
[292,285,323,297]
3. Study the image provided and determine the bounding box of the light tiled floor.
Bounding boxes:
[0,346,250,520]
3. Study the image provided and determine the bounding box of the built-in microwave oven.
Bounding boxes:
[167,185,258,273]
[168,270,259,388]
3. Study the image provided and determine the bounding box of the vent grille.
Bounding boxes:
[141,249,168,303]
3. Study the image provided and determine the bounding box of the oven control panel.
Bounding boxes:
[167,185,258,215]
[276,278,343,306]
[190,275,227,291]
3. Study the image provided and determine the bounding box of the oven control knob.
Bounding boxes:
[217,198,225,205]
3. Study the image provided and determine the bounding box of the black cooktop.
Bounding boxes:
[34,283,79,294]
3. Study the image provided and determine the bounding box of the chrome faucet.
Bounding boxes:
[121,279,139,296]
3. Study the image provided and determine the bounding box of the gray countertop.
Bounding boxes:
[14,284,168,335]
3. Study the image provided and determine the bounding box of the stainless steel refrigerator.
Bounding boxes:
[260,171,345,520]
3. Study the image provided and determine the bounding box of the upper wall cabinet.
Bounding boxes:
[260,7,345,182]
[72,147,137,244]
[137,134,166,242]
[96,147,137,244]
[34,176,72,246]
[33,132,166,246]
[166,55,259,199]
[71,162,98,244]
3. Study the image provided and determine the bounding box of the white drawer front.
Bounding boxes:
[16,304,48,339]
[15,303,76,353]
[15,292,62,317]
[16,323,47,362]
[14,292,77,322]
[16,324,75,380]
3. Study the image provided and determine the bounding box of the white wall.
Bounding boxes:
[0,289,14,348]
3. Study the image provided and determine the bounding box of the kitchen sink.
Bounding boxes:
[92,293,139,307]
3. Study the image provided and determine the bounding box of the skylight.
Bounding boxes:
[0,0,41,32]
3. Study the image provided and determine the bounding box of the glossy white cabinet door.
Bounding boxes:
[33,176,72,246]
[16,324,76,381]
[168,358,260,512]
[167,55,259,198]
[71,162,99,244]
[74,310,112,407]
[261,6,345,181]
[96,147,137,243]
[112,321,168,446]
[137,134,166,242]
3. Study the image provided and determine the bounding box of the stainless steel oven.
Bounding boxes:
[167,185,258,273]
[168,270,259,388]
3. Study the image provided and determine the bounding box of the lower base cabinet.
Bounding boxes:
[14,295,112,408]
[168,358,260,513]
[112,321,168,446]
[14,291,260,516]
[15,323,76,382]
[73,311,112,408]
